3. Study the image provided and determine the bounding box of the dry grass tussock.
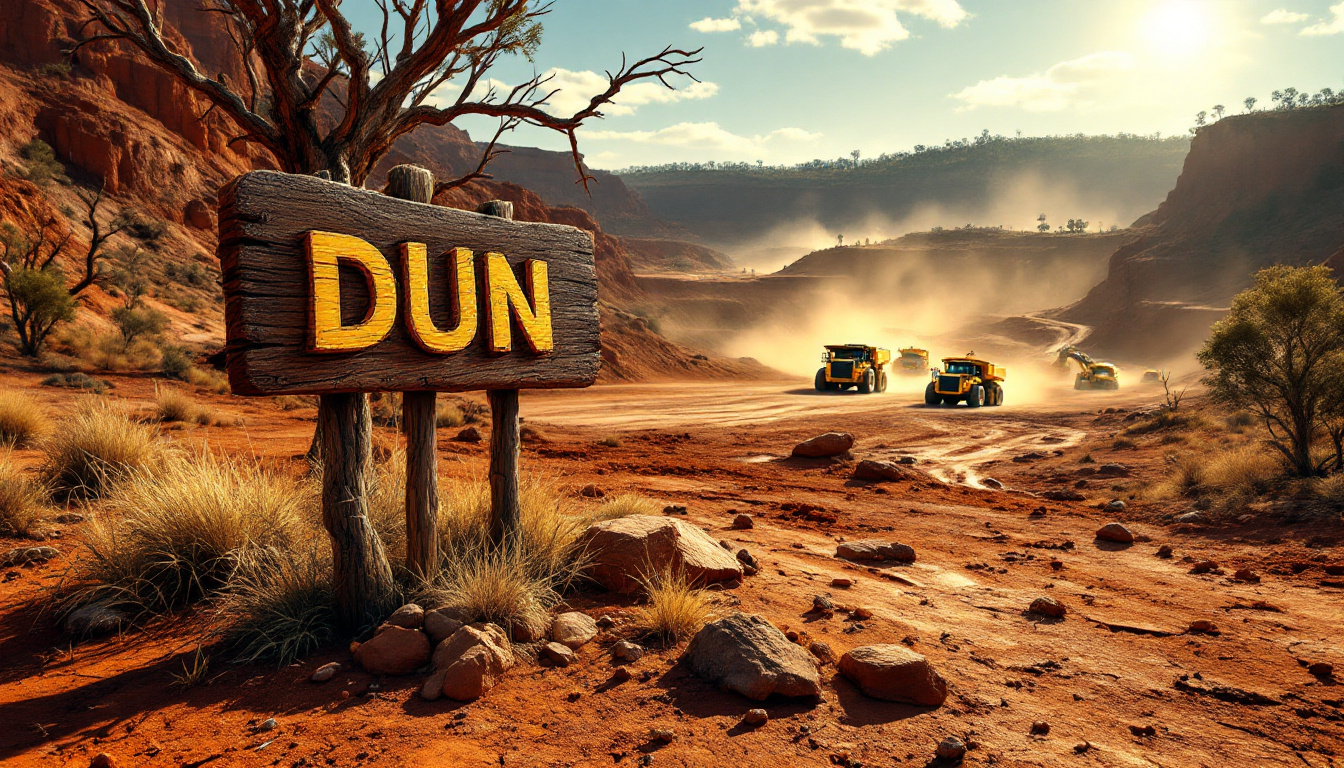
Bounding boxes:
[593,493,661,518]
[1145,444,1282,502]
[61,450,307,617]
[635,566,716,645]
[0,453,46,536]
[216,541,336,665]
[1122,410,1210,437]
[41,401,163,500]
[423,474,651,625]
[0,391,51,447]
[155,385,214,425]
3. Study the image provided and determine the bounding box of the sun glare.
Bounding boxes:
[1141,1,1214,56]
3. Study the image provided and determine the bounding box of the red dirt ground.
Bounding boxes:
[1,372,1341,767]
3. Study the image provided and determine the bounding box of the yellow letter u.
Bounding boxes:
[402,244,478,354]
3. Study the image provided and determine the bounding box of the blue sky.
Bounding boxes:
[350,1,1344,169]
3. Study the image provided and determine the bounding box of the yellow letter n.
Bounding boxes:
[402,244,478,353]
[306,231,397,352]
[484,253,553,354]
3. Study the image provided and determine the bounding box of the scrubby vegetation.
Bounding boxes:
[0,390,50,446]
[41,401,161,499]
[636,566,715,645]
[0,454,46,536]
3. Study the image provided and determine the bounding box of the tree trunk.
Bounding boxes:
[320,392,398,632]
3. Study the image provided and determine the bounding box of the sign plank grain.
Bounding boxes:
[218,171,599,395]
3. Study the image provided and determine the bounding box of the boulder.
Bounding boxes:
[310,662,341,683]
[853,460,915,482]
[835,540,916,563]
[1043,489,1085,502]
[1106,499,1127,512]
[838,645,948,707]
[1095,522,1135,543]
[936,736,967,760]
[732,513,754,530]
[550,612,598,649]
[355,625,431,676]
[184,199,214,230]
[2,546,59,566]
[742,709,768,727]
[579,483,604,498]
[683,613,821,700]
[982,478,1004,490]
[506,609,552,644]
[1029,596,1066,618]
[424,609,467,645]
[454,426,483,443]
[1095,463,1132,477]
[613,640,644,662]
[541,641,576,667]
[386,603,425,629]
[64,604,125,638]
[576,515,744,593]
[433,623,515,701]
[791,432,854,458]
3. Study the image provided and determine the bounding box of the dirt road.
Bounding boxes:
[2,377,1341,767]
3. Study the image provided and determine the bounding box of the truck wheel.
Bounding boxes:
[859,368,874,394]
[993,385,1005,406]
[815,368,827,392]
[967,385,985,408]
[877,371,888,393]
[924,382,938,405]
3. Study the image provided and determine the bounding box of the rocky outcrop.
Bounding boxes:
[576,515,744,593]
[354,625,432,676]
[838,645,948,707]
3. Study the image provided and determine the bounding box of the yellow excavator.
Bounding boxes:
[1055,346,1119,390]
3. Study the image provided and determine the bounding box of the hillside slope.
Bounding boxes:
[620,136,1190,246]
[1060,105,1344,360]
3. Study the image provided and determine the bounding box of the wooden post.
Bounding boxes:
[479,200,521,550]
[386,165,439,581]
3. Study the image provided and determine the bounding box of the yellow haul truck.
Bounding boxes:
[925,354,1005,407]
[896,347,930,375]
[815,344,890,394]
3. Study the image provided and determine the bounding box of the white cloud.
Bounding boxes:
[1302,2,1344,34]
[748,29,779,47]
[720,0,968,56]
[690,16,741,33]
[1260,8,1309,24]
[950,51,1133,112]
[581,122,820,154]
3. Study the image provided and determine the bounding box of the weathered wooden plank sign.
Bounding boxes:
[217,170,599,395]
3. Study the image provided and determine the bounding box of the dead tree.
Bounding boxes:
[71,0,700,631]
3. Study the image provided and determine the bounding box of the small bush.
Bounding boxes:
[160,346,193,380]
[18,139,67,184]
[35,61,72,79]
[1309,474,1344,507]
[273,395,313,411]
[1112,437,1135,450]
[64,328,161,371]
[1123,411,1207,436]
[424,546,557,629]
[435,403,465,428]
[636,566,715,645]
[186,366,229,394]
[1203,445,1281,495]
[165,261,213,288]
[63,451,307,615]
[128,215,168,247]
[369,392,401,428]
[155,386,212,425]
[0,454,46,536]
[41,371,109,394]
[594,493,660,519]
[598,435,621,448]
[0,391,50,446]
[1225,411,1256,431]
[217,542,336,666]
[111,306,168,347]
[42,401,161,499]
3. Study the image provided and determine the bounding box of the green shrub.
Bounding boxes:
[41,372,109,394]
[18,140,67,185]
[160,346,193,380]
[111,306,168,347]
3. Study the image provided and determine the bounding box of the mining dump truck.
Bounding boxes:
[1055,345,1120,390]
[896,347,930,375]
[815,344,890,394]
[925,354,1005,407]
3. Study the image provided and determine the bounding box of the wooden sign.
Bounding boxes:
[217,171,599,395]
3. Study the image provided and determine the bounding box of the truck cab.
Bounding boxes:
[926,355,1005,407]
[816,344,891,394]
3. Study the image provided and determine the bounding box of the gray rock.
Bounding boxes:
[541,641,576,667]
[64,604,125,638]
[838,645,948,707]
[1174,511,1206,524]
[1106,499,1127,512]
[791,432,854,458]
[386,603,425,629]
[2,545,59,566]
[550,612,598,649]
[808,641,837,665]
[310,662,341,683]
[835,540,916,563]
[613,640,644,662]
[683,613,822,701]
[742,709,768,727]
[424,609,467,646]
[852,460,915,482]
[936,736,967,760]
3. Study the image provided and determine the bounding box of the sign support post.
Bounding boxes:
[477,200,521,550]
